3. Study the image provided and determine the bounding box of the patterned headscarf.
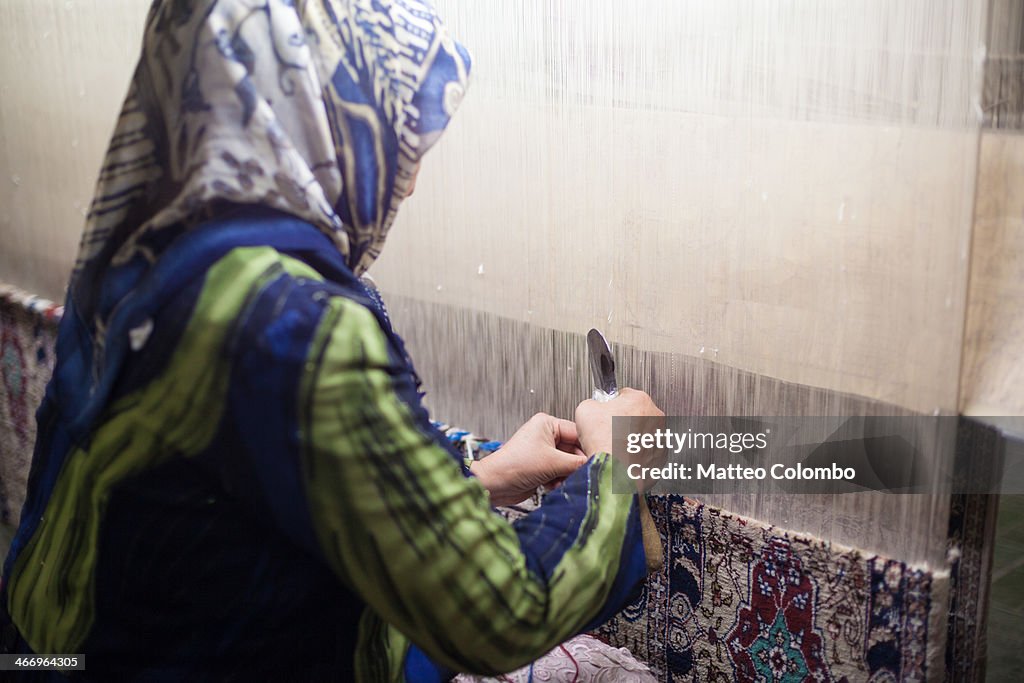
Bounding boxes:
[73,0,470,306]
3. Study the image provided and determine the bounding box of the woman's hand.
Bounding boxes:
[574,388,665,457]
[470,413,589,507]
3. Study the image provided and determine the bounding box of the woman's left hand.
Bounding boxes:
[470,413,589,507]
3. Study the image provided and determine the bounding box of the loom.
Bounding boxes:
[1,0,1023,680]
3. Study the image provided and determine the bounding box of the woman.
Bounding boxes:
[1,1,663,680]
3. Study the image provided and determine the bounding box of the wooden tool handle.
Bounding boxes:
[638,494,663,574]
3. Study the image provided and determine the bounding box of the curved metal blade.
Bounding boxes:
[587,328,618,397]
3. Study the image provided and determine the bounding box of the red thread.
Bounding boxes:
[559,644,579,683]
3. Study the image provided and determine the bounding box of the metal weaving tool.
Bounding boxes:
[586,328,663,573]
[588,328,619,402]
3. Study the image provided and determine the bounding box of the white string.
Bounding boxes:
[371,0,990,565]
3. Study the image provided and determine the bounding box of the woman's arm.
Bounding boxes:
[298,294,647,675]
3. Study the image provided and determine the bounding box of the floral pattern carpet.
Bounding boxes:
[593,496,948,682]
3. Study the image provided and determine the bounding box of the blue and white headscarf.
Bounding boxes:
[74,0,470,308]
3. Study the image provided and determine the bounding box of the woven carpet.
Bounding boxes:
[0,286,60,527]
[592,495,949,682]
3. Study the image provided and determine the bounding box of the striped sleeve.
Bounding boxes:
[298,294,646,678]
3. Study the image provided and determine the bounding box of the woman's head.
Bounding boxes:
[74,0,470,294]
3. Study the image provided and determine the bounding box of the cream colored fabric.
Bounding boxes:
[453,635,657,683]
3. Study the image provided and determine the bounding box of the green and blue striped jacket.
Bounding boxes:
[1,211,646,681]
